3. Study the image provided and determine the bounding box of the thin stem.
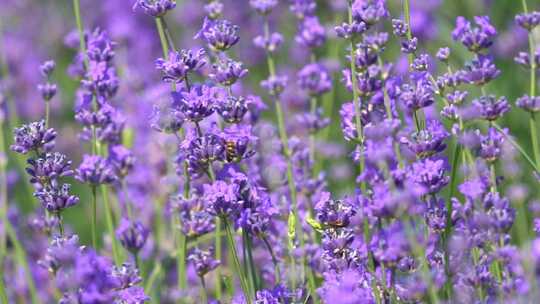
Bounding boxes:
[199,276,208,303]
[492,122,540,173]
[45,100,50,129]
[215,217,222,300]
[101,185,121,265]
[5,220,39,304]
[261,235,281,283]
[443,143,460,298]
[0,114,8,304]
[56,212,64,237]
[223,218,251,303]
[530,114,540,169]
[91,186,98,249]
[176,219,187,291]
[145,261,162,293]
[72,0,88,69]
[346,4,367,192]
[262,18,304,273]
[0,269,7,304]
[155,17,170,58]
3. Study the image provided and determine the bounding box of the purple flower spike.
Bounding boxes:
[188,248,220,277]
[217,96,251,124]
[172,84,224,122]
[38,83,58,101]
[26,152,74,187]
[155,49,206,83]
[298,63,332,97]
[11,120,57,155]
[249,0,278,15]
[462,55,500,85]
[210,57,248,86]
[515,11,540,31]
[452,15,497,53]
[436,47,451,62]
[204,180,243,218]
[290,0,317,19]
[108,145,135,178]
[516,95,540,113]
[35,184,79,213]
[196,18,240,51]
[478,127,505,163]
[401,120,449,158]
[76,154,117,185]
[408,158,449,194]
[116,218,149,253]
[40,60,56,77]
[133,0,176,17]
[253,32,284,52]
[472,95,510,121]
[261,75,288,97]
[315,192,356,228]
[295,16,326,49]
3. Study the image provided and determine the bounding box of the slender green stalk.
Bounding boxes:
[0,110,8,304]
[199,276,208,303]
[91,186,98,249]
[262,19,304,286]
[0,269,7,304]
[492,122,540,173]
[176,219,187,291]
[403,0,424,132]
[214,217,223,300]
[145,261,162,292]
[101,185,121,265]
[346,4,366,189]
[520,0,540,169]
[72,0,89,69]
[5,221,39,304]
[155,18,170,58]
[223,218,252,303]
[261,235,281,282]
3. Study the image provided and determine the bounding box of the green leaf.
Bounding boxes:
[306,216,324,233]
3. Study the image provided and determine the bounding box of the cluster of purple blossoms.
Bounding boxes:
[5,0,540,303]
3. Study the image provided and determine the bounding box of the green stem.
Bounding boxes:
[0,114,8,304]
[101,185,121,265]
[261,235,281,283]
[45,100,50,129]
[215,217,223,300]
[91,186,98,249]
[200,276,208,303]
[0,268,7,304]
[443,143,460,298]
[5,221,39,304]
[262,18,304,280]
[155,17,170,58]
[530,114,540,169]
[176,219,187,291]
[72,0,88,69]
[492,122,540,173]
[223,218,251,303]
[346,4,367,191]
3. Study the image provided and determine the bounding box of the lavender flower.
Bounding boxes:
[179,132,225,177]
[297,63,332,96]
[462,55,500,85]
[436,47,451,62]
[116,218,149,253]
[40,60,56,77]
[516,95,540,113]
[515,11,540,31]
[253,32,284,53]
[408,158,449,194]
[315,192,356,228]
[295,16,326,49]
[290,0,316,19]
[196,18,240,51]
[133,0,176,17]
[473,95,510,121]
[392,19,407,37]
[155,49,206,83]
[11,120,56,154]
[26,152,74,187]
[37,83,57,101]
[171,84,224,122]
[75,154,117,185]
[261,75,288,96]
[210,58,248,86]
[478,127,505,163]
[452,16,497,53]
[204,180,243,218]
[249,0,278,15]
[188,248,220,277]
[108,145,135,178]
[401,120,449,158]
[34,184,79,214]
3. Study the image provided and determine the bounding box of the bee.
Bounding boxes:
[225,140,238,163]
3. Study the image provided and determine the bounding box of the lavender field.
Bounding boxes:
[1,0,540,303]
